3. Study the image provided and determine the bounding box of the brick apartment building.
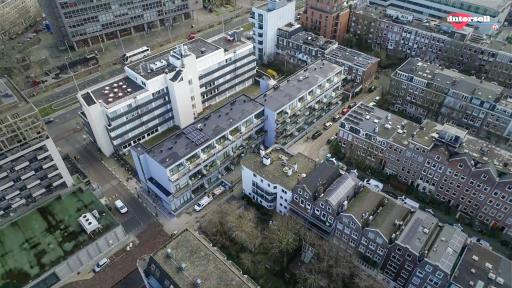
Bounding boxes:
[348,5,512,88]
[300,0,350,43]
[388,58,512,149]
[338,103,512,230]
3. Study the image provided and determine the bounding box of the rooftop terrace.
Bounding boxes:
[138,95,263,168]
[397,210,439,254]
[452,242,512,288]
[0,189,117,288]
[343,104,512,174]
[396,59,505,103]
[426,225,467,273]
[288,30,337,51]
[241,147,316,191]
[208,30,252,52]
[152,229,258,288]
[87,75,146,108]
[256,60,343,111]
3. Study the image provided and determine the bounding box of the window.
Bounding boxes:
[294,195,299,201]
[361,238,368,244]
[377,247,385,255]
[458,163,464,169]
[425,264,433,272]
[306,202,311,209]
[300,198,305,206]
[328,216,334,223]
[315,208,320,215]
[321,212,327,220]
[482,174,488,180]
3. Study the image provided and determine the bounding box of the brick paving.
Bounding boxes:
[63,223,169,288]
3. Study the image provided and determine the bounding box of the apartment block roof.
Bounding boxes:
[342,104,512,174]
[326,46,379,70]
[285,30,337,51]
[451,242,512,288]
[426,225,467,273]
[396,58,505,103]
[86,76,145,108]
[397,210,439,254]
[152,229,258,288]
[136,95,263,168]
[256,60,343,111]
[241,147,316,191]
[126,38,221,80]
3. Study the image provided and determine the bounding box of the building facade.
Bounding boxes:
[78,31,256,156]
[276,22,337,68]
[338,103,512,230]
[0,77,73,216]
[388,58,512,149]
[300,0,350,43]
[131,95,265,214]
[241,146,316,214]
[250,0,296,63]
[349,5,512,88]
[0,0,41,39]
[258,59,345,147]
[39,0,201,49]
[369,0,511,35]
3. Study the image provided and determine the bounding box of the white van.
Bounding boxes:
[93,258,110,273]
[114,200,128,214]
[194,195,213,212]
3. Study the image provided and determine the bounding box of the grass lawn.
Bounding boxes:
[0,189,117,288]
[37,99,79,118]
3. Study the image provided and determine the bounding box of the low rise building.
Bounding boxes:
[241,146,316,214]
[325,46,380,88]
[349,5,512,88]
[79,31,256,156]
[335,187,412,270]
[389,58,512,148]
[289,162,360,238]
[140,228,259,288]
[276,23,337,67]
[250,0,296,63]
[338,103,512,230]
[451,242,512,288]
[0,77,73,216]
[300,0,350,43]
[258,59,345,147]
[131,95,264,214]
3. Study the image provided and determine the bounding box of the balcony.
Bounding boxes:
[201,143,216,159]
[228,127,241,140]
[169,163,188,182]
[185,153,201,170]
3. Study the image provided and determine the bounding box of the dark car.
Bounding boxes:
[368,85,377,92]
[311,130,322,140]
[348,102,357,109]
[332,114,342,122]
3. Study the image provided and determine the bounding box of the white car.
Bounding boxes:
[323,122,333,130]
[194,195,213,212]
[93,258,110,273]
[114,200,128,214]
[213,186,225,196]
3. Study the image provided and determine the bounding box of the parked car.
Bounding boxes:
[194,195,213,212]
[425,209,435,216]
[187,32,197,40]
[364,179,384,191]
[341,107,350,115]
[212,186,225,196]
[93,258,110,273]
[323,122,333,130]
[348,102,357,109]
[326,135,337,144]
[311,130,322,140]
[44,118,54,124]
[332,114,342,122]
[368,85,377,92]
[114,199,128,214]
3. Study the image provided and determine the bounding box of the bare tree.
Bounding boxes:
[264,214,301,269]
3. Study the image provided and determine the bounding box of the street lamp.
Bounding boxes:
[65,56,80,93]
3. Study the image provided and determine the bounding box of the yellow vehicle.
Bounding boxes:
[266,69,278,79]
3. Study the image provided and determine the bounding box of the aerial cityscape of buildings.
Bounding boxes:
[2,0,512,287]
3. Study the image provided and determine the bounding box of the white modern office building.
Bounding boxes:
[0,77,73,216]
[131,95,265,214]
[241,146,316,214]
[250,0,296,63]
[78,30,256,156]
[258,60,345,147]
[369,0,510,35]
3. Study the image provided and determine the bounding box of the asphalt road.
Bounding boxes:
[46,108,155,234]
